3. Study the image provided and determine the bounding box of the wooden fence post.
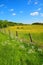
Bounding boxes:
[8,30,12,40]
[29,33,32,42]
[16,31,18,37]
[15,31,18,39]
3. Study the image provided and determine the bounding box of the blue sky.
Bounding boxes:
[0,0,43,24]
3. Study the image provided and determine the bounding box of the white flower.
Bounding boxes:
[38,48,42,52]
[20,39,23,42]
[20,45,25,49]
[31,46,34,49]
[28,49,35,53]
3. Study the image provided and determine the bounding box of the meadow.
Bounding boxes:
[0,25,43,65]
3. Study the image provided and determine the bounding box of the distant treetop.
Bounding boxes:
[0,20,23,28]
[32,22,43,25]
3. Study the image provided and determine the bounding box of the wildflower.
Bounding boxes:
[19,39,23,42]
[20,45,25,49]
[28,49,35,53]
[31,46,34,49]
[38,48,42,52]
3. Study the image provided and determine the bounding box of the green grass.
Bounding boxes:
[31,33,43,45]
[0,31,43,65]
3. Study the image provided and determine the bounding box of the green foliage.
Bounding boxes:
[31,33,43,45]
[0,32,43,65]
[32,22,43,25]
[0,20,23,28]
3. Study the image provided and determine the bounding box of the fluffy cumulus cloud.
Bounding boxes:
[37,8,41,11]
[34,2,38,4]
[28,0,38,5]
[30,12,39,16]
[12,13,16,16]
[20,11,23,13]
[10,9,14,12]
[0,4,5,7]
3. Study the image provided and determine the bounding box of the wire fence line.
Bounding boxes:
[0,28,43,49]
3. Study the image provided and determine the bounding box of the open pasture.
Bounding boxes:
[0,25,43,65]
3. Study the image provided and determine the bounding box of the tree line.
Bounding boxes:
[0,20,23,28]
[32,22,43,25]
[0,20,43,28]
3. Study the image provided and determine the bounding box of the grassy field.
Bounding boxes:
[0,25,43,65]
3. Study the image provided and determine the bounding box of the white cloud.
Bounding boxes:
[0,4,5,7]
[20,11,23,13]
[37,8,41,11]
[12,13,16,16]
[34,2,38,4]
[10,9,14,11]
[30,12,39,16]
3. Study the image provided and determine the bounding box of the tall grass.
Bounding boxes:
[0,25,43,65]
